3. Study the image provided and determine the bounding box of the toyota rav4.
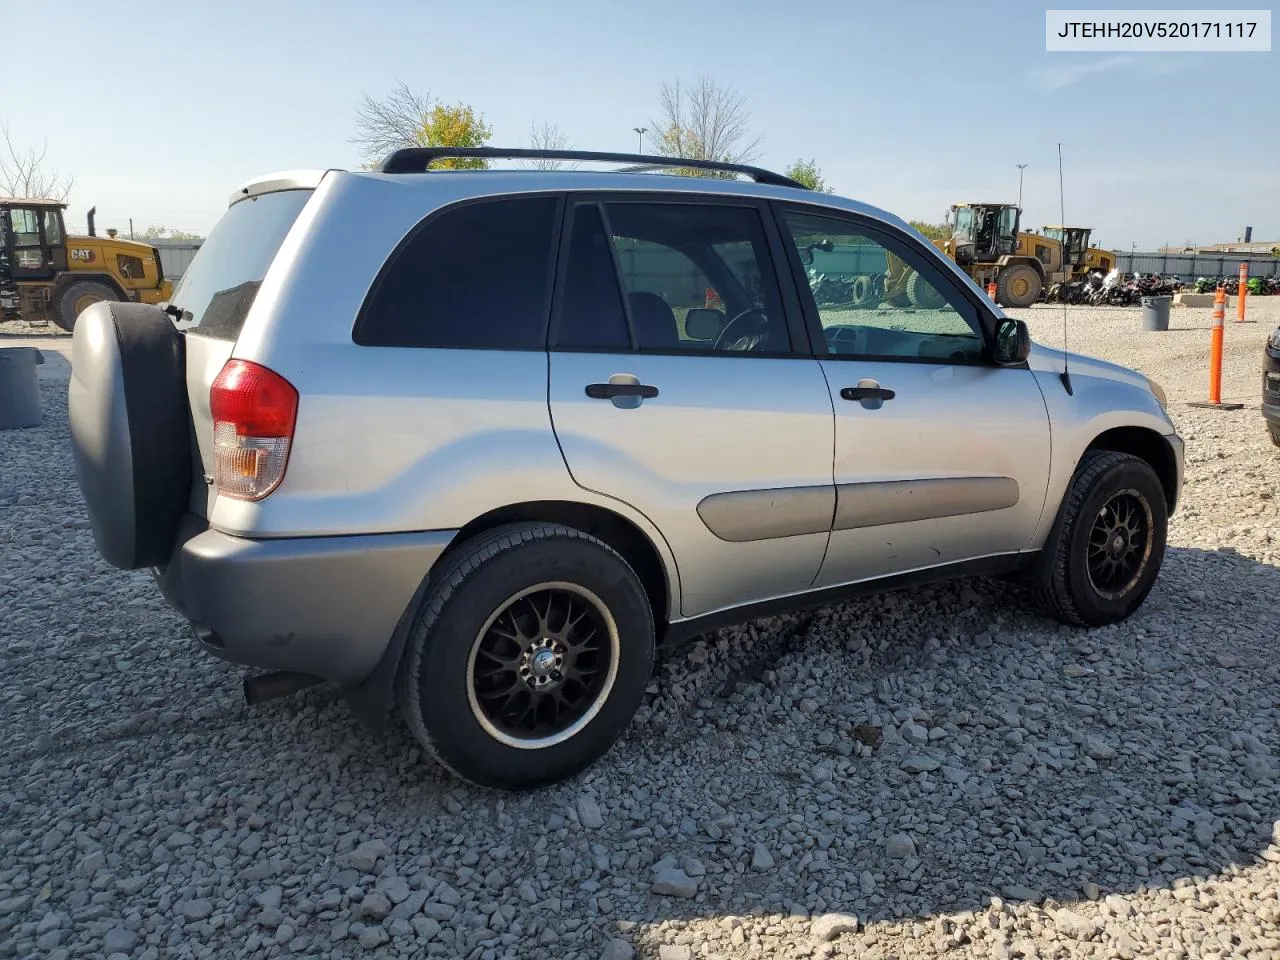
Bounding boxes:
[69,148,1184,790]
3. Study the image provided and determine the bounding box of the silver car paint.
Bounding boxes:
[548,351,835,617]
[813,358,1052,588]
[184,166,1182,631]
[184,334,234,517]
[1023,343,1181,546]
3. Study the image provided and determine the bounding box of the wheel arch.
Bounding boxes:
[342,499,678,733]
[447,500,673,631]
[1000,255,1047,283]
[57,272,128,302]
[1084,426,1180,512]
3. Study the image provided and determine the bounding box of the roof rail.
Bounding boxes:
[374,147,808,189]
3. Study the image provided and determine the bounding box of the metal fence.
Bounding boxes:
[1115,252,1280,281]
[150,239,203,282]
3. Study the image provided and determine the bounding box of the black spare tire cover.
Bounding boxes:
[69,301,192,570]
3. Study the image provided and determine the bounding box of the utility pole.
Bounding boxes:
[633,127,648,153]
[1016,163,1028,208]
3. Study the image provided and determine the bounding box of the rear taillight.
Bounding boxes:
[209,360,298,501]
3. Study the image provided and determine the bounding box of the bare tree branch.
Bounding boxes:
[0,125,74,201]
[650,76,762,177]
[349,80,436,164]
[523,122,578,169]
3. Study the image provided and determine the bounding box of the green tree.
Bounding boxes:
[351,81,493,169]
[135,225,202,241]
[784,159,832,193]
[908,220,950,243]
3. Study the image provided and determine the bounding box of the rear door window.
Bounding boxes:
[355,196,560,350]
[173,189,313,340]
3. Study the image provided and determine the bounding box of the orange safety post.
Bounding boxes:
[1208,286,1225,402]
[986,281,997,301]
[1237,262,1248,323]
[1189,286,1243,409]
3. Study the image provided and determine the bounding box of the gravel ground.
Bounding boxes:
[2,302,1278,960]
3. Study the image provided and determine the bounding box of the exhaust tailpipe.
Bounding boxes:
[243,671,323,705]
[87,207,96,237]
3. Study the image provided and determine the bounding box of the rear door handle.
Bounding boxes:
[840,386,895,402]
[585,383,659,400]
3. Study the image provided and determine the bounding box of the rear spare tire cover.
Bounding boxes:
[69,301,192,570]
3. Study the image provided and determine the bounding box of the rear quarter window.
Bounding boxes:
[354,195,560,350]
[172,189,313,340]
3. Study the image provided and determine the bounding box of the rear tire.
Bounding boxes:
[396,523,655,790]
[56,280,120,333]
[1029,451,1167,627]
[996,264,1042,308]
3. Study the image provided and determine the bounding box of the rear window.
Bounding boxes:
[172,189,312,340]
[354,196,560,350]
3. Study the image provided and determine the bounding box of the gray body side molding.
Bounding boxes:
[696,486,835,542]
[834,477,1020,531]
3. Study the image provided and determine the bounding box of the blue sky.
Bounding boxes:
[6,0,1275,249]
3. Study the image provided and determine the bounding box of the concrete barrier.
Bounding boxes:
[1174,292,1234,309]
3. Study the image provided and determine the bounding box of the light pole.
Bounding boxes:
[1016,163,1029,208]
[633,127,648,153]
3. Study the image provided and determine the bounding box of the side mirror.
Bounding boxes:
[994,317,1031,365]
[683,307,725,341]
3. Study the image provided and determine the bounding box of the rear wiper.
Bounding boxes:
[163,303,192,323]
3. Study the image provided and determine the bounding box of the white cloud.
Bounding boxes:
[1031,55,1137,91]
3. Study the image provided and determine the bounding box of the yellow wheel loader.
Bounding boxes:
[1040,225,1115,278]
[0,199,173,332]
[932,202,1047,308]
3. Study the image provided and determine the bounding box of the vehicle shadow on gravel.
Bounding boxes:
[587,541,1280,936]
[237,543,1279,941]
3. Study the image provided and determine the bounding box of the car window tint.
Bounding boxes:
[357,196,558,350]
[782,211,984,363]
[173,189,313,340]
[555,203,631,351]
[604,202,791,354]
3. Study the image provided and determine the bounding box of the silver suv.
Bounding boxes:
[69,148,1184,790]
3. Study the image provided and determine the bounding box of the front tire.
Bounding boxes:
[396,523,655,790]
[1269,421,1280,448]
[996,264,1042,308]
[1030,451,1168,627]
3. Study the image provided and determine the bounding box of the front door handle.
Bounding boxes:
[840,386,895,402]
[585,383,659,400]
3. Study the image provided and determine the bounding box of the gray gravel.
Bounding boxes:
[2,303,1279,960]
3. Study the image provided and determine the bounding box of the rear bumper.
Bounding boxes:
[155,516,456,684]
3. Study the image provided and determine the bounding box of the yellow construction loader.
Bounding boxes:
[933,202,1048,308]
[0,198,173,331]
[1039,225,1115,278]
